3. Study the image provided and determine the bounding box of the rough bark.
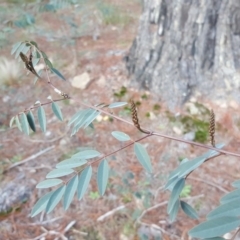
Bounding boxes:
[126,0,240,108]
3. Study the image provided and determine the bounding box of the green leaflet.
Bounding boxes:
[36,179,63,188]
[189,216,240,239]
[72,149,101,159]
[201,238,226,240]
[11,42,22,55]
[21,45,31,56]
[111,131,130,141]
[27,111,36,132]
[167,178,185,214]
[9,116,15,128]
[52,102,63,121]
[68,110,86,126]
[78,166,92,200]
[41,50,48,59]
[108,102,127,108]
[46,168,74,178]
[38,106,46,132]
[56,158,87,169]
[51,67,66,81]
[220,188,240,204]
[169,199,180,222]
[63,175,78,210]
[168,143,225,181]
[231,179,240,188]
[134,143,152,173]
[97,159,109,196]
[44,58,53,69]
[46,185,66,213]
[20,113,29,135]
[32,57,40,67]
[30,41,38,48]
[15,43,25,59]
[83,110,100,129]
[15,115,22,132]
[71,109,98,135]
[207,198,240,220]
[164,176,180,191]
[180,201,198,219]
[31,190,54,217]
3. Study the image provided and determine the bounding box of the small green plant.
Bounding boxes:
[114,86,128,99]
[180,184,192,198]
[153,103,161,111]
[141,94,148,100]
[145,112,150,118]
[89,191,100,200]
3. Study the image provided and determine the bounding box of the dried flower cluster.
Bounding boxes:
[130,99,140,129]
[209,109,215,147]
[130,99,150,134]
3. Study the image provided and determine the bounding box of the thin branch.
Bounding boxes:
[63,220,76,233]
[27,216,63,226]
[187,176,229,193]
[138,221,180,239]
[231,228,240,240]
[26,130,68,143]
[137,194,204,225]
[97,205,126,222]
[6,146,55,171]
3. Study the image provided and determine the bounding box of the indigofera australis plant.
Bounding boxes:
[9,41,240,239]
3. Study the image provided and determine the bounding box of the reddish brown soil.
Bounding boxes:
[1,1,240,240]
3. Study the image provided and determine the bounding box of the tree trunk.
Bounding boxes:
[126,0,240,109]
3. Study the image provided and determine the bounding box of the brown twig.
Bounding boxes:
[6,146,55,171]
